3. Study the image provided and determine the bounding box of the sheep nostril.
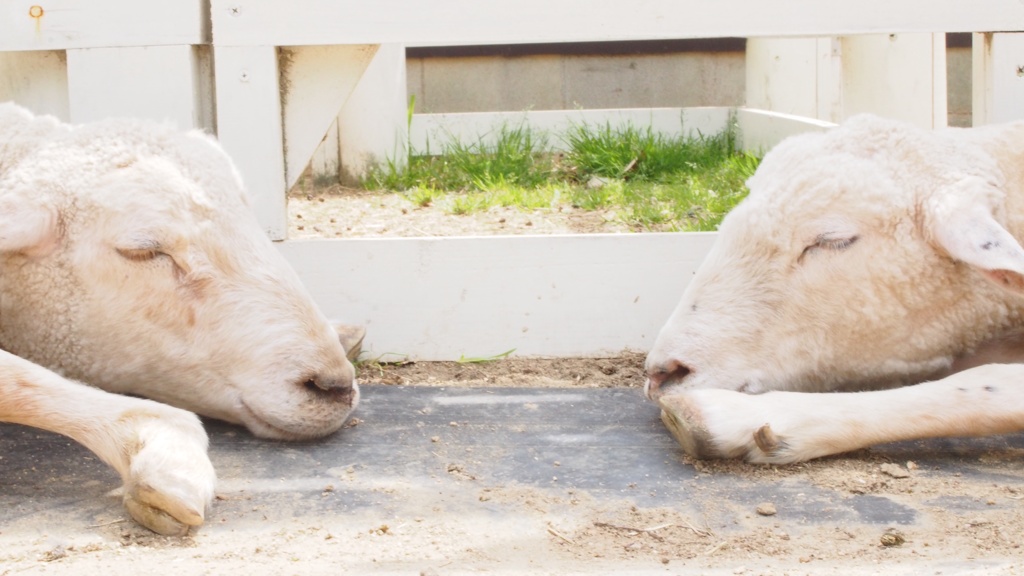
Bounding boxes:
[644,360,693,399]
[301,375,356,405]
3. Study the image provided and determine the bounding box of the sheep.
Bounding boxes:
[644,114,1024,464]
[0,103,361,535]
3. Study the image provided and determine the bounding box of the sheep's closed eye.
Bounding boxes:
[815,234,858,251]
[116,246,164,262]
[116,244,195,283]
[799,234,859,262]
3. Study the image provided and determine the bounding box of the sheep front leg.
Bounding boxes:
[659,363,1024,464]
[0,350,216,535]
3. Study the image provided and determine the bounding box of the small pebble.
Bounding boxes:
[881,463,910,478]
[880,528,906,547]
[756,502,777,516]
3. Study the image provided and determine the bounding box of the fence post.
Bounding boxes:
[746,37,842,123]
[0,51,69,120]
[972,32,1024,125]
[214,45,288,240]
[66,46,213,130]
[841,33,947,128]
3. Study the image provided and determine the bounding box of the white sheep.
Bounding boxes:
[0,103,361,535]
[645,114,1024,463]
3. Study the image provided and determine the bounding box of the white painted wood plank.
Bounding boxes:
[930,33,949,129]
[841,33,947,129]
[278,233,718,360]
[282,45,378,189]
[973,33,994,125]
[814,38,844,123]
[973,33,1024,125]
[745,38,823,120]
[736,108,835,153]
[214,46,288,240]
[66,46,209,129]
[410,107,733,154]
[0,51,69,121]
[210,0,1023,47]
[1,0,206,51]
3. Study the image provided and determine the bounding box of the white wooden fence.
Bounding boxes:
[2,1,1023,360]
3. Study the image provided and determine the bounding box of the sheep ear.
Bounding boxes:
[0,196,58,257]
[930,181,1024,293]
[333,323,366,362]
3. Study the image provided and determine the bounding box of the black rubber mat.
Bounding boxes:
[3,385,1024,531]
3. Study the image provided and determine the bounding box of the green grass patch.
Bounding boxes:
[363,119,760,232]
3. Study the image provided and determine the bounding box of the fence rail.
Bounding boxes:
[208,0,1023,46]
[1,0,207,51]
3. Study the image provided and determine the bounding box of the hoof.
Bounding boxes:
[753,423,781,454]
[658,395,723,460]
[123,483,205,537]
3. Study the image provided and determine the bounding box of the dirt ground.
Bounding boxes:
[8,472,1023,576]
[3,191,1023,574]
[287,186,638,238]
[357,351,649,389]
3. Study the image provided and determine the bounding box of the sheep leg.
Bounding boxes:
[0,349,215,535]
[659,363,1024,464]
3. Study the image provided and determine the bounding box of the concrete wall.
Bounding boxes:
[946,44,972,127]
[405,44,972,125]
[406,51,747,113]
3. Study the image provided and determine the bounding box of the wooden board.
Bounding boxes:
[278,233,719,361]
[214,45,289,240]
[1,0,207,51]
[66,46,210,129]
[973,33,1024,125]
[210,0,1024,47]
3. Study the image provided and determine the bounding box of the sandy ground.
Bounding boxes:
[5,477,1023,576]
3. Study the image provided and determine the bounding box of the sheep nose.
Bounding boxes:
[644,359,692,400]
[301,369,358,407]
